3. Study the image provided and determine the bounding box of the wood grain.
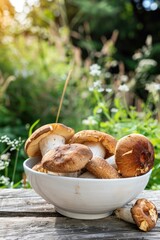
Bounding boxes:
[0,189,159,240]
[0,189,55,213]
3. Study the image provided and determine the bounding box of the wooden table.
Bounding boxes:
[0,189,159,240]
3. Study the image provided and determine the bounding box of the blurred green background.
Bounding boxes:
[0,0,160,188]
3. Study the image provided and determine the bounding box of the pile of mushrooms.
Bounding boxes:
[25,123,154,179]
[24,122,158,231]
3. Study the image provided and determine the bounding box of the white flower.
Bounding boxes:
[132,52,143,60]
[89,86,94,92]
[106,88,112,93]
[96,108,102,113]
[141,46,150,56]
[89,64,101,76]
[110,60,118,67]
[111,108,118,113]
[82,116,98,126]
[145,83,160,93]
[89,80,104,92]
[0,135,11,144]
[118,84,129,92]
[10,137,25,151]
[138,59,157,68]
[0,160,9,170]
[0,135,24,151]
[0,160,5,170]
[97,87,105,92]
[0,176,10,186]
[105,72,112,78]
[145,82,160,102]
[93,80,102,88]
[120,75,128,83]
[146,35,152,46]
[1,153,10,161]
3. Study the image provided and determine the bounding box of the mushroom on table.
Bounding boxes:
[114,198,158,232]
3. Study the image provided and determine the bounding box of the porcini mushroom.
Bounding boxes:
[115,134,154,177]
[25,123,75,157]
[32,161,79,177]
[86,156,120,179]
[114,198,158,232]
[70,130,117,159]
[42,143,93,173]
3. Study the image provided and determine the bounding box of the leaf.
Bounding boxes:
[28,119,40,137]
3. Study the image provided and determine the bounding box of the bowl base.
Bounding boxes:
[55,207,113,220]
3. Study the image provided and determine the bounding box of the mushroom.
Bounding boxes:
[70,130,117,159]
[79,171,97,179]
[114,198,158,232]
[86,156,120,179]
[42,143,93,173]
[115,134,154,177]
[32,161,79,177]
[32,162,48,173]
[25,123,75,157]
[105,155,117,169]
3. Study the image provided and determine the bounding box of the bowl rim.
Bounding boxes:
[23,157,152,182]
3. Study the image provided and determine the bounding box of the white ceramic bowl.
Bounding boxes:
[23,157,151,220]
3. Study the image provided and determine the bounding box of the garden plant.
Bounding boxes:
[0,0,160,189]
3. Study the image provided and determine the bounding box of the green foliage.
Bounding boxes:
[0,135,25,188]
[82,64,160,190]
[0,0,92,185]
[66,0,140,59]
[67,0,137,37]
[28,119,40,137]
[101,112,160,189]
[0,34,90,127]
[0,0,160,189]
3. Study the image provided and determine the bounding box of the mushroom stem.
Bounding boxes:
[106,155,117,169]
[39,134,65,156]
[79,171,97,179]
[114,207,134,224]
[114,198,158,232]
[86,156,120,179]
[83,141,106,158]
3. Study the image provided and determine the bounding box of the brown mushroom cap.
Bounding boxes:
[115,134,154,177]
[42,143,93,173]
[24,123,75,157]
[131,198,158,232]
[70,130,117,158]
[32,161,80,177]
[86,156,120,179]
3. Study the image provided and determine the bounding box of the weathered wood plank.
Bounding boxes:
[0,189,160,214]
[0,190,160,239]
[0,216,159,240]
[0,189,55,213]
